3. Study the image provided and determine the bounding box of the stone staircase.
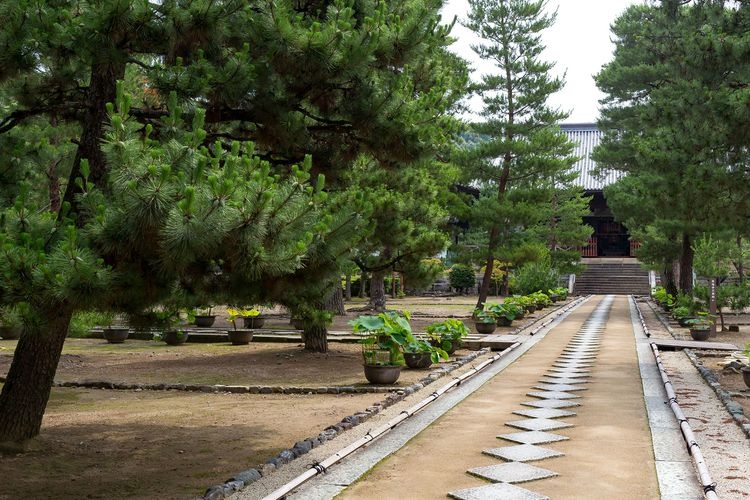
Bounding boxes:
[573,259,650,295]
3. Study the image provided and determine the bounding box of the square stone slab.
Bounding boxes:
[533,383,588,392]
[498,430,570,445]
[527,390,581,400]
[467,462,558,484]
[544,372,589,379]
[562,349,599,354]
[449,482,550,500]
[506,417,574,431]
[483,443,565,462]
[521,399,580,409]
[552,363,593,370]
[539,377,588,385]
[558,354,597,360]
[513,407,577,419]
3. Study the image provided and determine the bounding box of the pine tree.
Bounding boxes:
[461,0,578,308]
[0,0,465,444]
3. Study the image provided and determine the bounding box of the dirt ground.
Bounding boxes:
[0,295,501,499]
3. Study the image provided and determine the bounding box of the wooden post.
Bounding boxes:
[709,277,717,337]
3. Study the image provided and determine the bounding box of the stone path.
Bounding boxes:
[338,296,670,500]
[448,296,611,500]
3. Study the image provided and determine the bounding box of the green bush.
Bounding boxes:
[511,261,559,296]
[68,311,114,338]
[449,264,476,294]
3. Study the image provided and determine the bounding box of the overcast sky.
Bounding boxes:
[441,0,641,123]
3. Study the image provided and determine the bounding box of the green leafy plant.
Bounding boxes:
[529,291,552,308]
[671,306,691,320]
[684,312,715,330]
[472,309,497,324]
[511,261,560,296]
[485,303,519,321]
[352,311,413,366]
[426,319,470,351]
[404,338,448,363]
[227,307,261,330]
[449,264,476,294]
[652,286,674,307]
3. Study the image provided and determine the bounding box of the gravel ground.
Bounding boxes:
[638,299,750,498]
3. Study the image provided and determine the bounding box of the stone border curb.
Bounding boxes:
[200,348,490,500]
[643,299,750,439]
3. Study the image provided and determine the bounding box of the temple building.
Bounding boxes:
[562,123,638,258]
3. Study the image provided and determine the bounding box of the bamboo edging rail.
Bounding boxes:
[632,297,719,499]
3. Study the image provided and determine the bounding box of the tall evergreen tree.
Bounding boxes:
[461,0,578,308]
[594,1,750,293]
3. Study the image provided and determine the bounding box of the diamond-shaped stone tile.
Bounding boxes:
[449,482,550,500]
[506,417,574,431]
[549,367,590,374]
[467,462,558,484]
[527,390,580,400]
[533,383,588,392]
[498,430,569,445]
[538,377,588,385]
[513,407,577,419]
[544,371,589,379]
[521,399,580,409]
[483,443,564,462]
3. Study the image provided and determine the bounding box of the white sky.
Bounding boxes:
[441,0,641,123]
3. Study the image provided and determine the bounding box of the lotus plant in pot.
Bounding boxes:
[102,312,130,344]
[351,311,414,384]
[403,338,448,369]
[486,302,520,328]
[242,307,265,329]
[191,306,216,328]
[684,313,714,341]
[671,306,695,328]
[226,308,255,345]
[503,297,526,320]
[427,319,470,354]
[471,309,497,334]
[151,309,189,345]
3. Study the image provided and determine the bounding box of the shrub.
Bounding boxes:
[449,264,476,294]
[511,261,559,296]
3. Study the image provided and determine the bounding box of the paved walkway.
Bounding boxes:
[333,296,696,499]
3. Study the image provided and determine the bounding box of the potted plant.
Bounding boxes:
[548,286,568,302]
[242,307,265,329]
[152,309,189,345]
[102,315,129,344]
[529,291,552,309]
[403,337,448,369]
[486,302,520,327]
[684,312,714,341]
[351,311,412,384]
[427,319,470,354]
[471,309,497,334]
[503,297,526,320]
[191,306,216,328]
[226,308,255,345]
[652,286,674,311]
[0,306,22,340]
[671,306,695,327]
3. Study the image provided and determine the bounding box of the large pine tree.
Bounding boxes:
[461,0,579,307]
[0,0,466,445]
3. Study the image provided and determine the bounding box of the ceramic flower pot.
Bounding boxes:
[103,327,129,344]
[227,329,254,345]
[363,364,402,384]
[194,315,216,328]
[404,352,433,369]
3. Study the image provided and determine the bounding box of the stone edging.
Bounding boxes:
[201,348,491,500]
[644,299,750,439]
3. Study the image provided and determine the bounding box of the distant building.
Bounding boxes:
[562,123,637,257]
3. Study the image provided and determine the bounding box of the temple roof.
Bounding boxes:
[561,123,623,191]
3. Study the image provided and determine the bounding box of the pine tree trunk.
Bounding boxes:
[679,233,694,293]
[345,274,352,301]
[303,324,328,353]
[477,254,494,310]
[61,62,124,219]
[324,284,345,315]
[391,272,397,299]
[368,270,387,312]
[662,262,678,297]
[359,274,366,298]
[0,304,73,445]
[735,235,745,283]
